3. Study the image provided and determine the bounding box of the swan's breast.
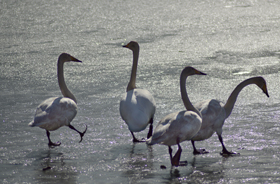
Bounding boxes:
[132,89,156,113]
[120,89,156,132]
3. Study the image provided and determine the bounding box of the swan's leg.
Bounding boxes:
[46,130,61,148]
[171,143,182,166]
[171,143,188,167]
[168,146,173,166]
[191,140,209,155]
[130,131,145,143]
[218,135,238,156]
[147,118,153,139]
[69,124,87,143]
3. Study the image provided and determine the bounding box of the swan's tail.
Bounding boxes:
[146,137,154,145]
[28,121,35,127]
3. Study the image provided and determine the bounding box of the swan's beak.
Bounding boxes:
[265,91,269,97]
[263,84,269,97]
[70,56,82,63]
[195,70,207,75]
[123,43,129,48]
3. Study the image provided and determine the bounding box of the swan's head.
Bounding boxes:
[123,41,140,52]
[58,53,82,63]
[181,66,207,77]
[255,77,269,97]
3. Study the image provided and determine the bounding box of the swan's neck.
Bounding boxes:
[180,74,201,117]
[126,49,139,92]
[223,78,256,118]
[57,61,77,103]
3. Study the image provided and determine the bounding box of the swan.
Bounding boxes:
[120,41,156,142]
[191,76,269,156]
[147,66,206,167]
[29,53,87,148]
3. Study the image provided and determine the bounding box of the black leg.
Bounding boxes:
[130,131,145,143]
[218,134,238,156]
[191,140,209,155]
[46,130,61,148]
[173,143,188,167]
[147,118,153,139]
[168,146,173,165]
[172,143,182,167]
[69,124,87,143]
[191,140,199,154]
[169,138,188,167]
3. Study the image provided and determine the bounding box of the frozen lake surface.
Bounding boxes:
[1,0,280,183]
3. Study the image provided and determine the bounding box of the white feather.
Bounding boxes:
[29,97,77,131]
[120,89,156,132]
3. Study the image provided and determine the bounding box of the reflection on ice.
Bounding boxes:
[28,149,79,184]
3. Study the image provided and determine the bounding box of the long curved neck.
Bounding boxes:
[223,78,256,118]
[126,49,139,92]
[180,73,201,117]
[57,61,77,103]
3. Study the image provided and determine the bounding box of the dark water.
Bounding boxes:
[1,0,280,183]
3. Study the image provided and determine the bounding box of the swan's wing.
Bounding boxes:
[146,112,178,145]
[168,111,202,142]
[147,111,202,146]
[29,97,77,131]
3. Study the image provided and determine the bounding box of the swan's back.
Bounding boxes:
[147,110,202,146]
[29,97,77,131]
[120,88,156,132]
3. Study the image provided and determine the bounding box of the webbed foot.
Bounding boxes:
[79,125,87,143]
[220,150,240,157]
[48,141,61,148]
[193,148,209,155]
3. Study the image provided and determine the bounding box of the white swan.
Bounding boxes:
[191,76,269,155]
[120,41,156,142]
[29,53,87,147]
[147,66,205,167]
